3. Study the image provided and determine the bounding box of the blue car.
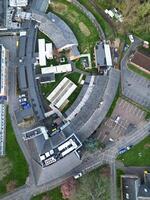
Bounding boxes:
[118,145,133,155]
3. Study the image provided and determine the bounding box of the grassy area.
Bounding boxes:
[66,72,81,84]
[145,112,150,120]
[0,111,28,195]
[31,187,63,200]
[40,73,65,97]
[128,64,150,80]
[79,0,114,39]
[47,0,99,60]
[117,136,150,166]
[106,83,120,117]
[116,169,124,200]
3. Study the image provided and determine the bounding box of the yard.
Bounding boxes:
[128,64,150,80]
[0,111,28,195]
[47,0,99,60]
[117,136,150,166]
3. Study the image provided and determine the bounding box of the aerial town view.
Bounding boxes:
[0,0,150,200]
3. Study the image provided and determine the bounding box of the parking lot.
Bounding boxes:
[123,69,150,109]
[97,98,146,144]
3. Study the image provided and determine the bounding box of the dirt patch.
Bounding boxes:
[79,22,91,37]
[42,195,52,200]
[51,2,68,14]
[100,166,110,178]
[144,144,150,148]
[6,181,17,192]
[0,157,12,181]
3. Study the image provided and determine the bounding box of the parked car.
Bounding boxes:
[74,172,83,179]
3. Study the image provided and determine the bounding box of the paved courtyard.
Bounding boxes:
[97,98,146,145]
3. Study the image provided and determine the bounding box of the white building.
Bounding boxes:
[0,104,6,156]
[41,64,72,74]
[0,44,8,99]
[9,0,28,7]
[104,43,112,67]
[38,39,53,66]
[47,77,77,109]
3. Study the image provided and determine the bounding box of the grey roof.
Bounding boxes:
[15,108,34,124]
[65,76,93,116]
[31,0,49,12]
[19,36,26,58]
[95,42,106,67]
[121,175,140,200]
[32,10,79,50]
[77,68,120,141]
[18,63,28,91]
[37,73,55,84]
[138,185,150,199]
[32,151,82,185]
[0,0,7,28]
[64,68,120,142]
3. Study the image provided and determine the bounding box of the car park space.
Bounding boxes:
[97,98,146,145]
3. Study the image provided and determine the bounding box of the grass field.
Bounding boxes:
[47,0,99,59]
[117,136,150,166]
[0,111,28,195]
[128,64,150,80]
[31,187,63,200]
[79,0,115,39]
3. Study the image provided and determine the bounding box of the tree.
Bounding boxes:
[61,178,76,199]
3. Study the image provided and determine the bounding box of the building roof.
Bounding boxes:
[32,10,79,51]
[0,103,6,156]
[138,185,150,199]
[131,51,150,72]
[15,107,34,124]
[95,41,112,68]
[0,0,7,28]
[38,39,46,66]
[9,0,28,7]
[47,77,77,109]
[121,175,140,200]
[41,64,72,74]
[32,150,82,185]
[18,63,28,91]
[37,73,55,84]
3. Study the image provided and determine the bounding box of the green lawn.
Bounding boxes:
[128,64,150,80]
[47,0,99,59]
[116,169,124,200]
[0,111,28,195]
[40,73,66,97]
[117,136,150,166]
[31,187,63,200]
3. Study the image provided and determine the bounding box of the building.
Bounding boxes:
[38,39,53,66]
[32,11,80,60]
[23,126,82,185]
[36,73,55,84]
[9,0,28,7]
[94,41,112,73]
[47,77,77,109]
[0,0,7,30]
[0,44,8,101]
[121,172,150,200]
[41,64,72,74]
[0,104,6,156]
[130,51,150,74]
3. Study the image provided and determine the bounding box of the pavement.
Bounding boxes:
[121,36,150,110]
